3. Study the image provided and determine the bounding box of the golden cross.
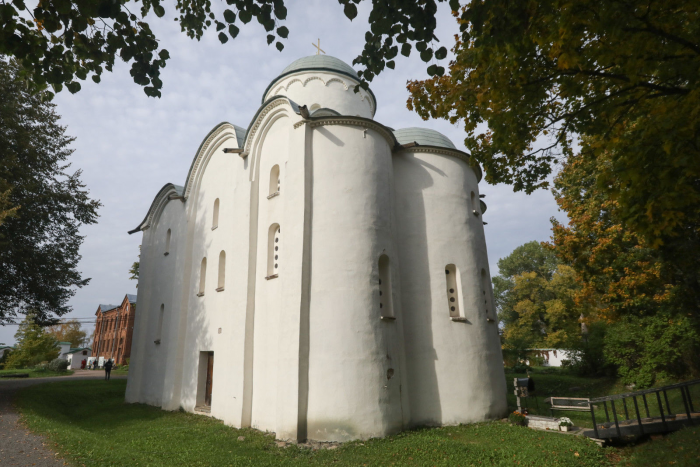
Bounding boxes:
[312,38,325,55]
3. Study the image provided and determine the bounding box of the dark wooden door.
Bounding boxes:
[205,352,214,407]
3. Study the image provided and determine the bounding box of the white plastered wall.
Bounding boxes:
[265,71,375,118]
[392,149,507,427]
[125,196,187,406]
[176,131,251,427]
[305,124,407,441]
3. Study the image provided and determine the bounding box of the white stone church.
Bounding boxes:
[125,55,507,442]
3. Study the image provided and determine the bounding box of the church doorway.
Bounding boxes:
[196,351,214,411]
[205,352,214,406]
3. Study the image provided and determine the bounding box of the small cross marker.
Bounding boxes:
[312,38,325,55]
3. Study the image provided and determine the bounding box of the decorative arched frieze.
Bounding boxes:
[266,73,375,115]
[325,77,349,90]
[303,76,324,87]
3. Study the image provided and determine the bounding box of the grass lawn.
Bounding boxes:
[0,368,74,378]
[17,380,609,467]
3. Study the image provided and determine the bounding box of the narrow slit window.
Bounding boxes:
[378,255,394,319]
[266,223,280,278]
[445,264,465,321]
[471,192,479,216]
[165,229,171,255]
[481,268,495,322]
[269,165,280,197]
[198,257,207,296]
[155,304,164,344]
[212,198,220,229]
[217,251,226,291]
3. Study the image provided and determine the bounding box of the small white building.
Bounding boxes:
[57,341,72,360]
[125,55,508,443]
[65,348,92,370]
[527,349,575,367]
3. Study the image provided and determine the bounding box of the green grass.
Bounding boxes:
[0,368,74,378]
[617,427,700,466]
[16,380,609,467]
[111,366,129,376]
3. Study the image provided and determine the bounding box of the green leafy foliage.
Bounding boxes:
[406,0,700,251]
[4,314,60,369]
[0,60,100,324]
[551,145,700,387]
[495,241,584,356]
[1,1,457,97]
[46,320,88,348]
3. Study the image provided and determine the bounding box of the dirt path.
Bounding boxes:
[0,371,127,466]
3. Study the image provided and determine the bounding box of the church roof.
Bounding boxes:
[281,55,359,78]
[99,304,119,313]
[126,294,137,304]
[393,128,457,150]
[262,55,376,111]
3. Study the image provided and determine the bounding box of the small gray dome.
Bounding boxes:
[393,128,456,150]
[281,55,358,78]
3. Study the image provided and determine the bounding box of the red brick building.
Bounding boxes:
[92,294,137,365]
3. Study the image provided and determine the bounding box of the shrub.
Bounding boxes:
[508,411,527,426]
[604,312,699,388]
[33,362,49,371]
[47,358,69,372]
[511,362,530,374]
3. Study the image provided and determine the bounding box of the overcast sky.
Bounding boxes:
[0,1,566,345]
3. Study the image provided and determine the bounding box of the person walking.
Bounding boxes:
[104,358,113,380]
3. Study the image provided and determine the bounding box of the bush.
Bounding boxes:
[511,362,530,374]
[604,312,698,388]
[33,362,49,371]
[508,411,527,426]
[47,358,69,372]
[561,322,616,377]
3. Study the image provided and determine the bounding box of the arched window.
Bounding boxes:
[481,268,495,322]
[266,223,280,278]
[165,229,171,255]
[217,251,226,291]
[212,198,220,230]
[198,257,207,296]
[378,255,394,320]
[445,264,466,321]
[155,304,164,344]
[268,165,280,198]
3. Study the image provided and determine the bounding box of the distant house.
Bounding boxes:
[92,294,137,365]
[57,341,72,359]
[526,349,575,367]
[65,347,92,370]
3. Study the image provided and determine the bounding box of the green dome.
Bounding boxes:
[280,55,358,78]
[393,128,457,150]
